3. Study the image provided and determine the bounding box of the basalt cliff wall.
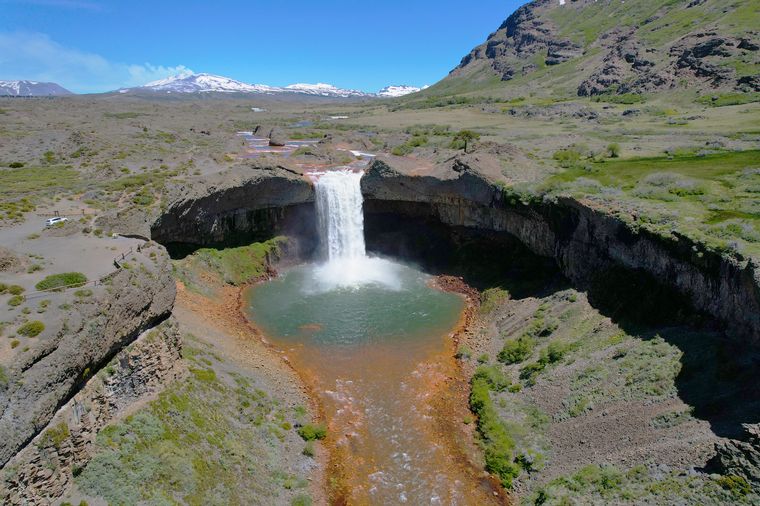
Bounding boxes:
[150,159,760,345]
[0,243,176,470]
[361,159,760,346]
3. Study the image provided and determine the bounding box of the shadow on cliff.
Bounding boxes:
[587,266,760,441]
[365,208,760,441]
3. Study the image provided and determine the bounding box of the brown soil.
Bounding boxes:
[174,280,329,505]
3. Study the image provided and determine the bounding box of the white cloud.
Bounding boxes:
[0,32,192,93]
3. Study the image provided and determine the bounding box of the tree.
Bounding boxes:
[451,130,480,153]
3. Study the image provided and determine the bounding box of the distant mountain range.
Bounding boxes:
[0,74,426,99]
[116,73,425,98]
[0,80,73,97]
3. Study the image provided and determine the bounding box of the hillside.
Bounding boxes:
[434,0,759,98]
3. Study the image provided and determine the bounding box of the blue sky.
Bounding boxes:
[0,0,524,93]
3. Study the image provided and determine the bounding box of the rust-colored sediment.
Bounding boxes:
[175,280,329,506]
[179,271,509,505]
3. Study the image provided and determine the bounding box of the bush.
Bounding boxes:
[17,321,44,337]
[499,335,535,364]
[297,423,327,441]
[607,143,621,158]
[8,295,24,307]
[473,365,511,392]
[8,162,24,168]
[716,475,750,497]
[292,494,312,506]
[553,148,582,168]
[35,272,87,291]
[7,285,24,295]
[470,374,520,487]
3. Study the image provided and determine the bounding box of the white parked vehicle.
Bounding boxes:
[45,216,68,227]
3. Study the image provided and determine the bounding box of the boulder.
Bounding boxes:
[268,127,288,147]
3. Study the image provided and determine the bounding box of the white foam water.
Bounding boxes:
[311,169,400,290]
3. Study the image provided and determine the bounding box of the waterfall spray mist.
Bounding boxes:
[310,169,400,291]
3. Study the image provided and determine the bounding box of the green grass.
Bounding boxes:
[697,93,760,107]
[35,272,87,291]
[551,150,760,188]
[470,369,520,488]
[173,237,287,290]
[76,344,307,505]
[17,321,44,337]
[529,464,758,505]
[296,423,327,441]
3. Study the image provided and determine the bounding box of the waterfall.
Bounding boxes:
[310,169,400,291]
[314,169,367,260]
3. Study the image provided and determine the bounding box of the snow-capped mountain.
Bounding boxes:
[284,83,370,98]
[120,73,370,98]
[122,72,280,94]
[118,72,424,100]
[377,85,427,97]
[0,80,73,96]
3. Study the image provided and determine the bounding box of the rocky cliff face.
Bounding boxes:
[1,318,182,505]
[449,0,759,96]
[151,163,316,254]
[0,242,176,469]
[452,0,581,81]
[361,159,760,346]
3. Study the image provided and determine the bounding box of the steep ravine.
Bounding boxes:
[148,158,760,497]
[153,159,760,348]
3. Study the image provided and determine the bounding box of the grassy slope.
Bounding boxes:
[75,336,313,506]
[468,286,759,505]
[418,0,760,100]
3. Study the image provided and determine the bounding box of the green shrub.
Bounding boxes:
[480,287,509,314]
[8,162,24,168]
[716,475,750,497]
[302,441,315,457]
[455,346,473,360]
[607,143,621,158]
[11,339,20,349]
[35,272,87,291]
[470,374,520,488]
[39,422,70,449]
[17,321,44,337]
[292,494,312,506]
[7,285,24,295]
[0,283,6,293]
[499,335,535,364]
[297,423,327,441]
[473,365,511,392]
[553,148,582,168]
[74,289,93,298]
[8,295,24,307]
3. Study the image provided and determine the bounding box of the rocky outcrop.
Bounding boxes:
[361,158,760,347]
[449,0,758,96]
[452,0,580,81]
[0,242,175,468]
[714,424,760,488]
[94,205,158,239]
[151,162,316,251]
[1,318,183,505]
